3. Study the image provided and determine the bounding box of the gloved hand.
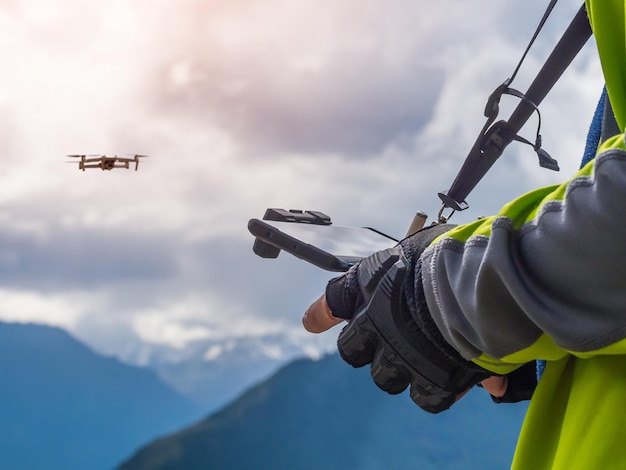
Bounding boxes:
[304,224,494,413]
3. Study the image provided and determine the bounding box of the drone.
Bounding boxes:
[66,154,148,171]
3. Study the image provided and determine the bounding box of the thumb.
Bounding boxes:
[302,294,344,333]
[481,376,508,397]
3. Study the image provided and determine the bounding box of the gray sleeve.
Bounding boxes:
[421,148,626,360]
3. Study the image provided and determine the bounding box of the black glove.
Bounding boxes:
[326,224,493,413]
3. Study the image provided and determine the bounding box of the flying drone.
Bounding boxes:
[67,154,148,171]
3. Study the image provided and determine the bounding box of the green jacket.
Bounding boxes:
[421,1,626,468]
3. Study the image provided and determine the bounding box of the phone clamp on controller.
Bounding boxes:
[252,208,332,259]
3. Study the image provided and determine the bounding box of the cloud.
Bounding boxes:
[0,0,606,367]
[0,287,99,331]
[0,224,178,290]
[133,0,560,158]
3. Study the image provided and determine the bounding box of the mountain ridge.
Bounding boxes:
[0,321,204,470]
[119,353,528,469]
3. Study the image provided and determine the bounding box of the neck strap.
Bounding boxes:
[438,3,592,220]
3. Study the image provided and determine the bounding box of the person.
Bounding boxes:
[302,1,626,468]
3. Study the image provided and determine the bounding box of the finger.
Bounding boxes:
[302,294,344,333]
[371,348,410,394]
[481,376,508,397]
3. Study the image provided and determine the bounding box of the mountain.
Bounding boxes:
[146,333,334,412]
[0,321,204,470]
[118,353,528,470]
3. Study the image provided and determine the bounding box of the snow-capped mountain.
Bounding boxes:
[120,332,338,411]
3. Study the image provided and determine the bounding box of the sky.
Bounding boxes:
[0,1,605,366]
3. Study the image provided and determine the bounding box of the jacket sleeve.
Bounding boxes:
[421,135,626,374]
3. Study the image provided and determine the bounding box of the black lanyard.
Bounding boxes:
[437,3,592,222]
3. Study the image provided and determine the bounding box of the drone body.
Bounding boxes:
[67,154,148,171]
